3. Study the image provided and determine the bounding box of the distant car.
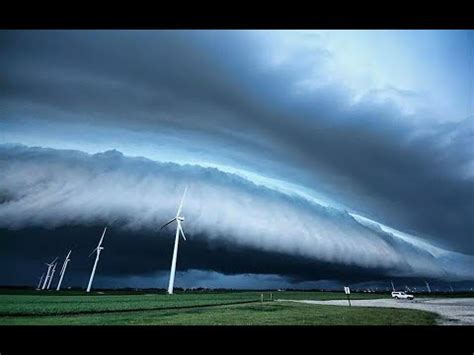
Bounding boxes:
[391,291,414,300]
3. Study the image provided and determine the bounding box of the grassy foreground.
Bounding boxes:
[0,290,437,325]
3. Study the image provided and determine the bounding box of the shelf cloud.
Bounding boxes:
[0,145,471,282]
[0,30,472,287]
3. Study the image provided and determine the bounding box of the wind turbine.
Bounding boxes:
[86,227,107,293]
[47,262,58,290]
[160,185,188,295]
[37,273,45,290]
[42,257,58,290]
[56,249,72,291]
[425,281,432,293]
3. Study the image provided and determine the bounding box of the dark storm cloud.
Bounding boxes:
[0,226,394,286]
[0,30,473,257]
[0,144,472,284]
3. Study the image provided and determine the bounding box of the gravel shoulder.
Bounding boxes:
[277,298,474,325]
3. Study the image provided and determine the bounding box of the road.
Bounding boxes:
[278,298,474,325]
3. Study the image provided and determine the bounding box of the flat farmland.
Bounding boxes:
[0,290,437,325]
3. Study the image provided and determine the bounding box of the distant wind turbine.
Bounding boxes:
[46,262,58,289]
[37,273,45,290]
[42,257,58,290]
[86,227,107,293]
[425,281,432,293]
[56,249,72,291]
[160,185,188,295]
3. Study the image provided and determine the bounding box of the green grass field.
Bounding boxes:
[0,289,439,325]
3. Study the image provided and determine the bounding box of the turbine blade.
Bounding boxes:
[176,185,188,217]
[178,223,187,241]
[88,247,98,258]
[160,218,176,230]
[98,227,107,247]
[59,261,66,274]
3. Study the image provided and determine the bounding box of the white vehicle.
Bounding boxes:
[391,291,414,300]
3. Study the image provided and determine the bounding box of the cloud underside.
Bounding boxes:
[1,31,472,256]
[0,31,472,286]
[1,145,472,282]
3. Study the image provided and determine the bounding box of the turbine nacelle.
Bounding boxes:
[45,257,58,267]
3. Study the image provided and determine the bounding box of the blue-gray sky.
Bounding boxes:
[0,30,473,288]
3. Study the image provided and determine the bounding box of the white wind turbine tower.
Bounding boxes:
[160,185,188,295]
[86,227,107,293]
[46,262,58,290]
[37,273,45,290]
[56,249,72,291]
[425,280,432,293]
[42,257,58,290]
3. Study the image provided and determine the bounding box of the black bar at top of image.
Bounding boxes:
[0,5,473,29]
